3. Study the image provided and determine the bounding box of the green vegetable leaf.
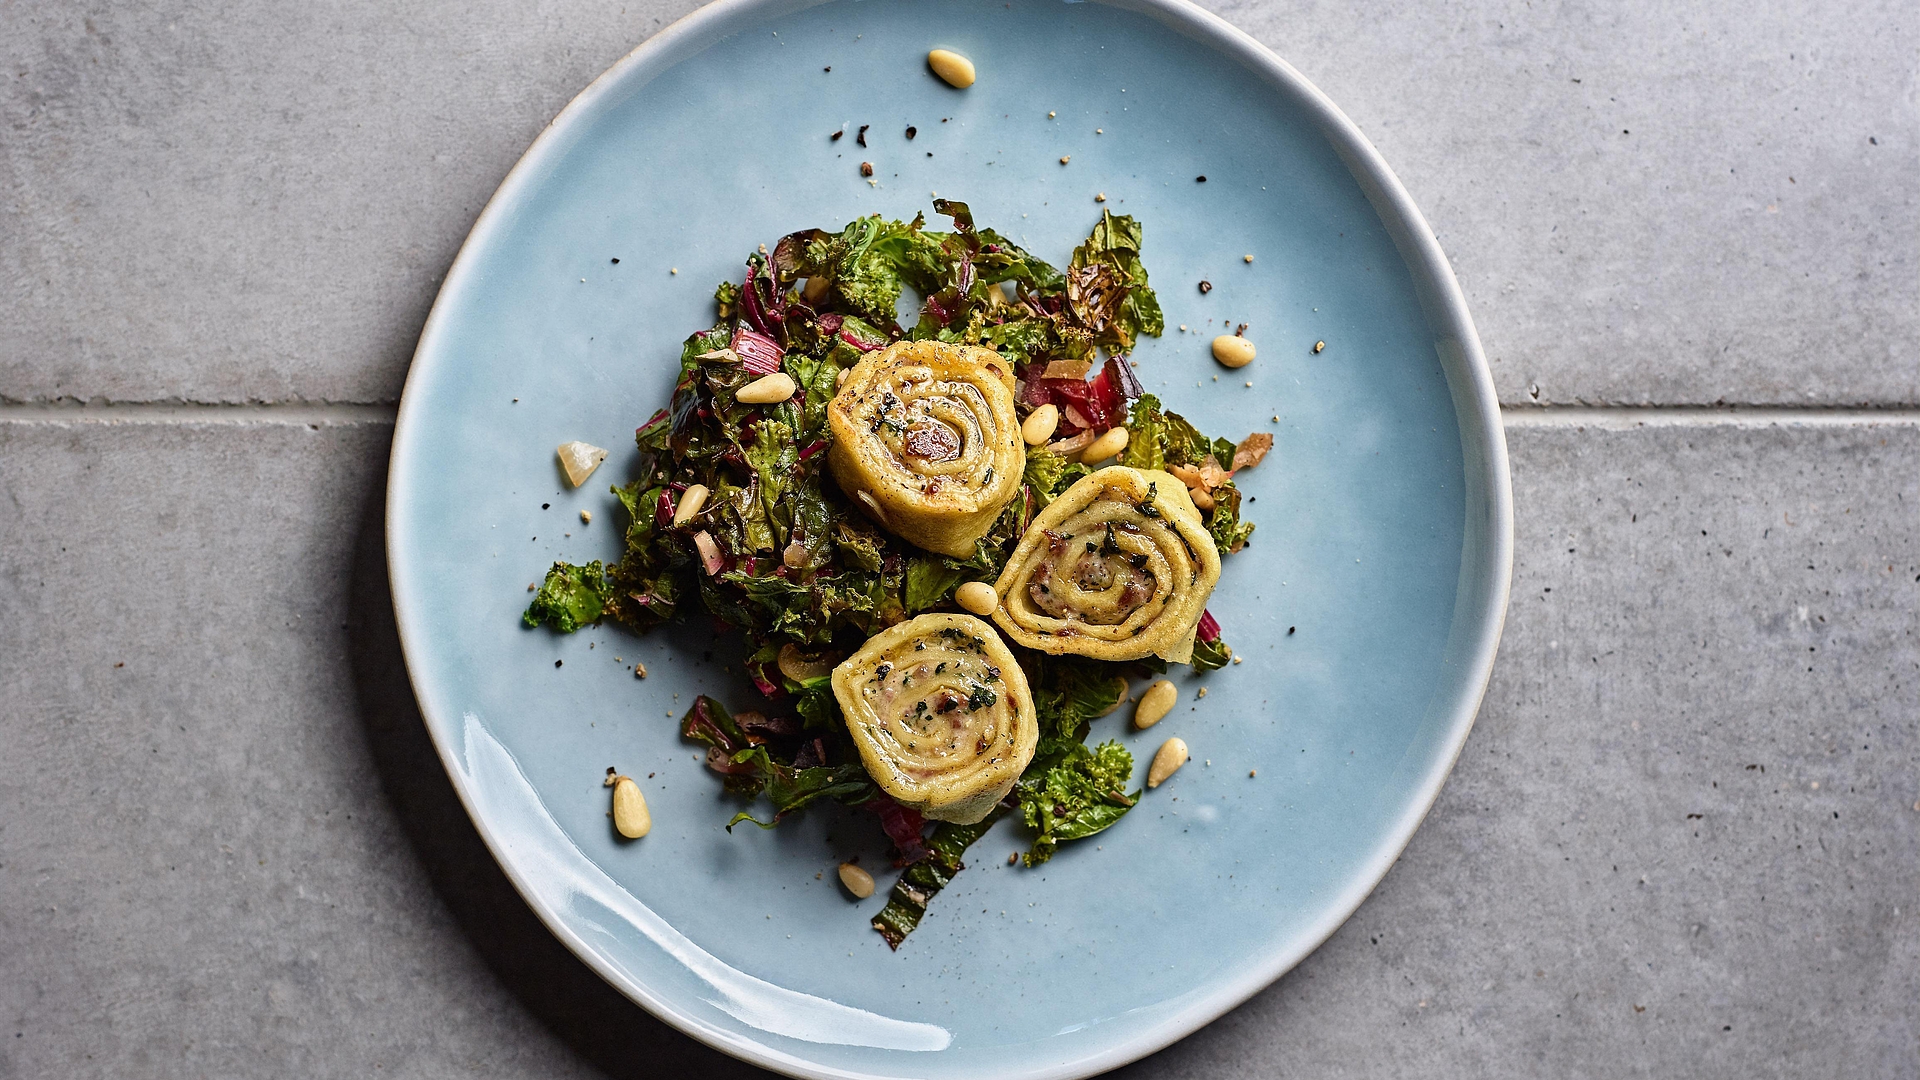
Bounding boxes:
[522,561,612,633]
[1207,482,1255,555]
[726,752,876,829]
[1068,210,1163,349]
[1190,635,1233,671]
[904,556,966,612]
[1022,450,1092,510]
[872,809,1006,949]
[1018,740,1138,866]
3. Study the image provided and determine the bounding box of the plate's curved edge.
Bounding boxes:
[384,0,1515,1077]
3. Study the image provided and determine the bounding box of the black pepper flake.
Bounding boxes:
[1288,626,1296,635]
[856,124,869,146]
[542,503,550,509]
[830,128,844,141]
[1196,175,1207,182]
[824,65,831,72]
[1198,280,1212,294]
[905,126,917,139]
[554,659,563,668]
[860,161,874,177]
[610,257,619,264]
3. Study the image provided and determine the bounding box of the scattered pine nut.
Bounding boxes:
[1134,679,1177,728]
[580,509,593,524]
[672,484,710,527]
[606,772,652,838]
[1021,403,1060,445]
[927,49,976,89]
[1196,687,1208,699]
[1313,340,1326,354]
[1212,335,1255,368]
[955,581,999,616]
[1060,155,1071,164]
[838,861,876,898]
[1243,254,1254,263]
[1147,738,1189,788]
[737,372,797,404]
[1080,425,1129,463]
[1095,192,1107,202]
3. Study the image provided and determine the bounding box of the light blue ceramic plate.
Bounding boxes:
[388,0,1511,1076]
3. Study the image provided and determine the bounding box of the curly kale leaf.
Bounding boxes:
[1022,450,1092,511]
[1018,740,1138,866]
[1068,210,1164,349]
[1121,394,1257,556]
[522,561,613,633]
[1206,481,1255,555]
[1022,655,1129,781]
[814,214,946,326]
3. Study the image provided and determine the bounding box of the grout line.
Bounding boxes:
[1500,405,1920,428]
[2,401,1917,428]
[0,402,398,425]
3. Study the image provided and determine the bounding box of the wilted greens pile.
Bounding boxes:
[526,202,1261,947]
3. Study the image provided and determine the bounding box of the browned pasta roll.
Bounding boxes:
[831,614,1038,824]
[990,467,1221,663]
[826,340,1025,557]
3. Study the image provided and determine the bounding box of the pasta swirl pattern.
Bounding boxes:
[827,340,1025,557]
[831,614,1038,825]
[990,467,1221,663]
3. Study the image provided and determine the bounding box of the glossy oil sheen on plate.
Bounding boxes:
[386,0,1512,1077]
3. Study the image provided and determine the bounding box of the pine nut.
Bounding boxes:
[1147,737,1189,788]
[736,372,797,404]
[1021,404,1060,445]
[838,861,876,898]
[1080,426,1129,463]
[955,581,998,615]
[1134,679,1177,728]
[606,773,651,838]
[672,484,709,527]
[1212,335,1255,368]
[927,49,976,89]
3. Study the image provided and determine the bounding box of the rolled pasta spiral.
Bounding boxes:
[832,613,1038,824]
[827,340,1025,557]
[990,467,1221,663]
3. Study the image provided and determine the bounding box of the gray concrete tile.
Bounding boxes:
[6,0,1913,408]
[1216,0,1919,406]
[0,0,701,405]
[0,418,762,1079]
[3,418,1914,1078]
[1128,420,1919,1078]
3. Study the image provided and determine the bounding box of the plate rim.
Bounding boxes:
[385,0,1515,1076]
